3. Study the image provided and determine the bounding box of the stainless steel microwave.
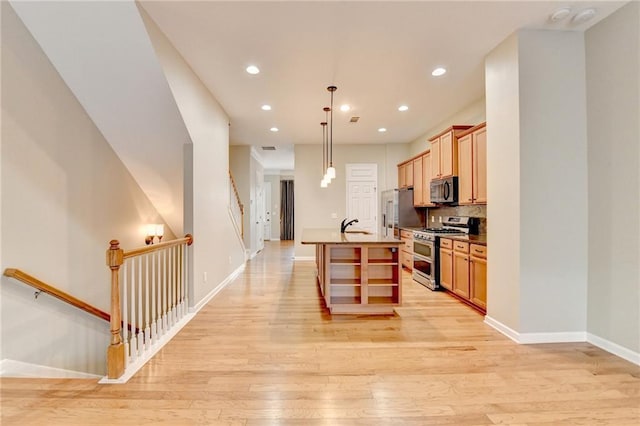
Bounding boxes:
[430,176,458,204]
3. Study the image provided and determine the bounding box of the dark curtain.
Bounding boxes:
[280,180,294,240]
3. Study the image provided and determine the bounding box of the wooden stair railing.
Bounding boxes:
[3,268,110,322]
[229,171,244,238]
[106,234,193,379]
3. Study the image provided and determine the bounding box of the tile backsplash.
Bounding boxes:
[425,204,487,234]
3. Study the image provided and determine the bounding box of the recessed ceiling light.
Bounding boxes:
[431,67,447,77]
[573,8,596,24]
[378,128,387,133]
[340,104,350,112]
[261,104,272,111]
[246,65,260,75]
[398,105,409,112]
[549,7,571,22]
[270,127,279,132]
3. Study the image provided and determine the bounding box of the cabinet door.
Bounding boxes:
[422,152,432,205]
[398,164,405,188]
[405,161,414,187]
[439,248,453,291]
[431,139,441,179]
[453,251,470,299]
[458,134,473,205]
[473,127,487,204]
[440,131,455,177]
[413,157,423,206]
[470,256,487,309]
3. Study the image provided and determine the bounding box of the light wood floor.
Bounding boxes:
[2,241,639,425]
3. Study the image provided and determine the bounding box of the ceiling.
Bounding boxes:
[140,1,626,170]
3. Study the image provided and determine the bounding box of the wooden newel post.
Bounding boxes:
[106,240,125,379]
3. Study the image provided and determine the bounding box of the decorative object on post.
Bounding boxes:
[145,223,165,245]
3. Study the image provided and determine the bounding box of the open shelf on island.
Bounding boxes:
[368,278,399,286]
[331,278,361,286]
[330,258,361,265]
[367,296,397,305]
[330,296,361,305]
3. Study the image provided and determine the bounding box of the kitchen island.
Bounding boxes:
[301,229,403,314]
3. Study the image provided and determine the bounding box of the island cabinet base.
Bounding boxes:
[316,244,401,315]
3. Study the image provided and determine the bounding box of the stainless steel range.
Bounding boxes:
[412,216,479,290]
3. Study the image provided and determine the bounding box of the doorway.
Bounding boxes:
[280,180,294,240]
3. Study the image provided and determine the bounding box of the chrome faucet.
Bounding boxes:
[340,218,359,233]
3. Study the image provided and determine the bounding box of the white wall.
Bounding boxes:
[485,33,522,332]
[585,1,640,354]
[295,143,394,257]
[140,8,245,306]
[1,5,172,374]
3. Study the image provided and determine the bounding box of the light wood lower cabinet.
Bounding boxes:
[400,229,413,271]
[440,239,487,312]
[470,244,487,309]
[452,241,470,299]
[322,244,401,314]
[439,238,453,291]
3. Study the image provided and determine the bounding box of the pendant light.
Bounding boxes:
[326,86,337,180]
[320,119,328,188]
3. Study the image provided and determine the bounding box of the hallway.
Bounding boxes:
[1,241,638,425]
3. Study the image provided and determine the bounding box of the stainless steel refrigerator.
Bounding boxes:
[381,189,424,237]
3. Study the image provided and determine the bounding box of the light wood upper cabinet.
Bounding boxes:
[458,123,487,205]
[397,160,415,189]
[405,161,414,188]
[474,126,487,203]
[458,134,473,204]
[413,157,424,206]
[422,152,434,206]
[430,138,441,179]
[429,126,473,179]
[398,163,406,188]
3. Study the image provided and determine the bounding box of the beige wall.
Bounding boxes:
[585,2,640,354]
[295,143,398,257]
[141,8,245,305]
[408,98,486,157]
[486,29,590,336]
[0,5,172,374]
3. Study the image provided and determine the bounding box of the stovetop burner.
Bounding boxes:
[420,228,465,234]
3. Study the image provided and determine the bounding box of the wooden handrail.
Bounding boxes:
[123,234,193,259]
[229,171,244,238]
[3,268,110,322]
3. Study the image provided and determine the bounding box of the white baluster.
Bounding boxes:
[171,245,176,324]
[162,248,167,333]
[143,255,149,354]
[184,242,189,310]
[137,257,143,355]
[130,258,137,361]
[178,244,183,318]
[151,251,156,344]
[122,262,129,365]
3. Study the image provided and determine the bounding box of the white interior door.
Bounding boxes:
[346,164,378,233]
[263,184,272,241]
[255,184,264,252]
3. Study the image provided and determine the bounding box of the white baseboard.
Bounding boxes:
[587,333,640,366]
[484,316,586,344]
[1,359,101,379]
[484,316,639,365]
[293,256,315,261]
[269,238,281,241]
[100,263,246,384]
[191,263,245,313]
[484,316,520,343]
[99,312,195,384]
